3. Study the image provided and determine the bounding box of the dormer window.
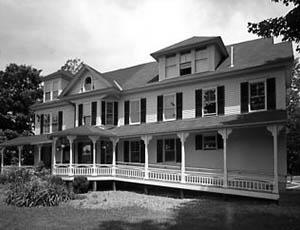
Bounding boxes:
[52,80,59,99]
[84,77,92,91]
[165,54,177,79]
[180,51,191,76]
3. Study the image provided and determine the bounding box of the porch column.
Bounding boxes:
[1,148,4,174]
[67,136,76,176]
[52,138,57,172]
[37,145,42,163]
[141,135,152,179]
[177,132,189,183]
[109,137,119,176]
[267,125,284,194]
[18,145,23,168]
[218,128,232,188]
[89,136,99,176]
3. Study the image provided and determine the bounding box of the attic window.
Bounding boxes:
[84,77,92,91]
[180,51,191,76]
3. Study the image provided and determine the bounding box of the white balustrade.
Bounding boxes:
[115,165,145,179]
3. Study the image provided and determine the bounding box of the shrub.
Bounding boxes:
[0,173,8,184]
[35,161,45,172]
[72,176,89,194]
[48,175,64,186]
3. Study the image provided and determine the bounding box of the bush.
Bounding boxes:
[0,173,8,184]
[48,175,64,186]
[72,176,89,194]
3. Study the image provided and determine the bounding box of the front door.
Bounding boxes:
[41,145,51,168]
[78,142,93,164]
[100,141,112,164]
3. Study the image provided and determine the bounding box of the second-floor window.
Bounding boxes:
[83,103,91,125]
[43,114,50,134]
[52,113,58,132]
[130,100,140,124]
[203,88,217,116]
[45,83,51,101]
[106,101,114,125]
[180,51,191,76]
[52,81,59,99]
[249,80,266,111]
[164,94,176,120]
[165,54,177,78]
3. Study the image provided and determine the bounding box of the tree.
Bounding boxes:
[0,64,43,140]
[248,0,300,51]
[60,58,83,75]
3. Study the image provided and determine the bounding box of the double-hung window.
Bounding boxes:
[83,103,91,125]
[130,100,140,124]
[180,51,191,76]
[249,80,266,111]
[52,113,58,132]
[43,114,50,134]
[44,83,51,102]
[203,134,217,150]
[165,54,177,78]
[106,101,114,125]
[130,141,141,162]
[52,81,59,99]
[164,139,176,162]
[203,88,217,116]
[164,94,176,121]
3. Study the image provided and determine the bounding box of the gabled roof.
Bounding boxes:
[43,70,74,81]
[150,36,228,59]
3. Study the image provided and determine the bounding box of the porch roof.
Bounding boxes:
[0,134,51,147]
[49,125,116,138]
[112,110,287,138]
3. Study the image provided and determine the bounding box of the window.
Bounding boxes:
[84,77,92,91]
[45,92,51,101]
[165,54,177,78]
[203,88,217,116]
[203,134,217,150]
[52,113,58,132]
[180,51,191,76]
[106,101,114,125]
[52,81,59,99]
[83,103,91,125]
[130,100,140,124]
[81,143,92,163]
[45,82,51,101]
[164,139,175,162]
[43,114,50,134]
[164,94,176,120]
[195,47,209,73]
[130,141,141,162]
[249,81,266,111]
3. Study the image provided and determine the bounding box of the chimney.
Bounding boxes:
[230,46,234,68]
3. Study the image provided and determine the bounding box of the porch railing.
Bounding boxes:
[53,163,275,193]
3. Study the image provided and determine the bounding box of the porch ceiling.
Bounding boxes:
[112,110,287,138]
[0,134,51,147]
[49,125,116,138]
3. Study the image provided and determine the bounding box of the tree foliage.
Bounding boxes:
[0,64,43,141]
[60,58,83,75]
[248,0,300,51]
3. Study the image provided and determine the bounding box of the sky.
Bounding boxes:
[0,0,298,75]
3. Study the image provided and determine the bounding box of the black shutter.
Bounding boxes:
[114,102,118,126]
[140,140,145,163]
[124,141,129,162]
[240,82,249,113]
[195,134,203,150]
[141,98,146,123]
[267,78,276,110]
[78,143,82,163]
[100,141,105,164]
[101,101,105,125]
[124,101,129,125]
[217,134,223,149]
[176,138,181,163]
[157,139,163,162]
[217,86,225,115]
[176,92,183,120]
[78,104,83,126]
[157,95,163,122]
[116,143,119,162]
[58,111,63,131]
[195,89,202,117]
[40,114,44,134]
[91,101,97,125]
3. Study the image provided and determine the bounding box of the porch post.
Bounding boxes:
[67,136,76,176]
[218,128,232,188]
[267,125,284,194]
[109,137,119,176]
[37,145,42,163]
[18,145,23,168]
[141,135,152,179]
[1,148,4,174]
[52,138,57,173]
[177,132,189,183]
[89,136,99,176]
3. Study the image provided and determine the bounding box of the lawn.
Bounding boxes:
[1,184,300,230]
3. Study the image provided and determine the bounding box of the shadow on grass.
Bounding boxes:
[97,190,300,230]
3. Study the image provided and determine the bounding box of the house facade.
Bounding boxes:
[0,36,294,200]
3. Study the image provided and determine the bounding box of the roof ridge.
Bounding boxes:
[102,61,156,75]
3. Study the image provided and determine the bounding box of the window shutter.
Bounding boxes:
[176,138,181,163]
[140,140,145,163]
[91,102,97,125]
[217,134,223,149]
[176,92,183,120]
[114,102,118,126]
[58,111,63,131]
[240,82,249,113]
[124,101,130,125]
[78,104,83,126]
[157,139,163,162]
[40,114,44,134]
[195,89,202,117]
[195,134,203,150]
[78,143,83,163]
[100,141,105,164]
[157,95,163,122]
[101,101,105,125]
[116,143,119,162]
[124,141,129,162]
[267,78,276,110]
[217,86,225,115]
[141,98,146,123]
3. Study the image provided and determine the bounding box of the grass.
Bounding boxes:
[1,184,300,230]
